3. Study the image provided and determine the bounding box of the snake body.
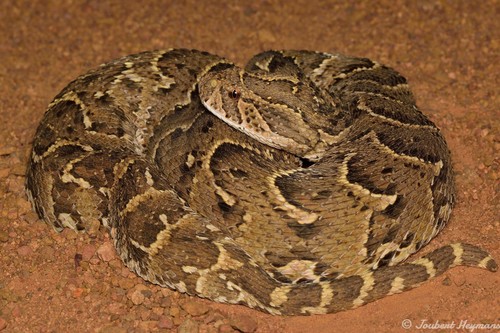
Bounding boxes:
[26,49,497,315]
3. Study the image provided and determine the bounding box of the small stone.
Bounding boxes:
[98,325,127,333]
[157,316,174,329]
[127,284,152,305]
[218,324,237,333]
[38,245,55,261]
[16,198,32,215]
[97,241,116,262]
[118,277,135,290]
[204,311,226,324]
[0,317,7,331]
[107,302,127,316]
[442,276,452,286]
[230,314,258,333]
[181,300,210,316]
[160,295,172,308]
[17,245,32,257]
[138,321,157,331]
[81,244,96,261]
[0,168,9,179]
[178,318,199,333]
[0,231,9,243]
[72,287,85,298]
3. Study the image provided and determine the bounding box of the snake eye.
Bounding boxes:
[229,89,241,99]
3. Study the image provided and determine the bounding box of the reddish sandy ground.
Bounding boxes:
[0,1,498,332]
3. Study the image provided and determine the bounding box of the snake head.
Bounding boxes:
[198,62,246,126]
[199,62,323,157]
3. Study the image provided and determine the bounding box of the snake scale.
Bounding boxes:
[25,49,497,315]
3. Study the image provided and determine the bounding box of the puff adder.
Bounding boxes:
[26,49,497,315]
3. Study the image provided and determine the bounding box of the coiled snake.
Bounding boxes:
[26,49,497,315]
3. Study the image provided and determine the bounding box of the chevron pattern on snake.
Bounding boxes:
[25,49,497,315]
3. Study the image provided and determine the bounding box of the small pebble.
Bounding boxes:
[98,325,127,333]
[17,245,33,257]
[157,316,174,329]
[81,244,96,261]
[0,231,9,243]
[181,300,210,316]
[442,276,452,286]
[178,318,199,333]
[97,241,116,262]
[0,317,7,331]
[230,314,258,333]
[218,324,238,333]
[127,284,152,305]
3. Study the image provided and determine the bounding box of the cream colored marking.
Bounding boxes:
[337,153,398,211]
[451,243,464,266]
[47,91,93,128]
[149,53,176,91]
[113,158,135,181]
[205,223,220,232]
[58,213,78,230]
[218,273,227,280]
[242,213,252,223]
[211,242,244,271]
[120,187,164,217]
[150,110,201,160]
[237,98,272,133]
[215,187,236,206]
[357,130,443,175]
[200,139,264,207]
[333,62,382,81]
[186,153,195,168]
[130,219,178,257]
[225,280,269,312]
[478,256,494,270]
[60,153,96,188]
[194,271,210,295]
[130,238,152,253]
[311,55,380,84]
[301,282,334,314]
[373,242,401,268]
[352,270,374,306]
[389,276,406,294]
[269,286,292,307]
[60,169,92,188]
[412,257,437,278]
[246,70,300,84]
[356,98,436,130]
[277,260,319,282]
[36,139,93,162]
[254,56,272,71]
[123,69,144,83]
[144,169,155,186]
[267,169,319,224]
[182,266,198,274]
[94,91,105,98]
[174,281,187,293]
[159,214,168,225]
